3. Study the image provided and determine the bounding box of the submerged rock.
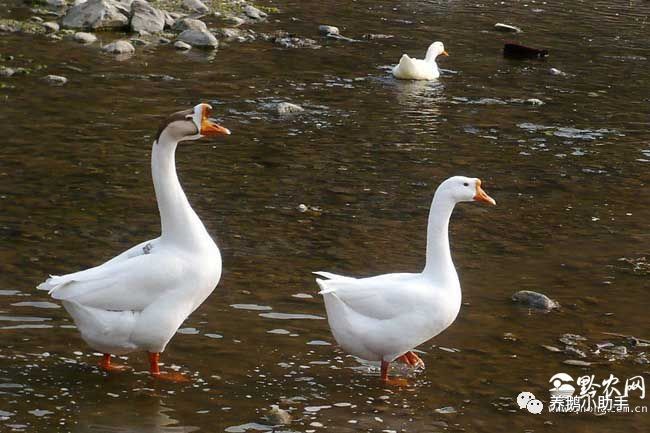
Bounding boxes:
[42,75,68,85]
[318,24,339,35]
[130,0,165,34]
[273,102,304,115]
[265,405,291,425]
[526,98,544,106]
[102,40,135,54]
[73,31,97,43]
[62,0,130,30]
[265,31,320,49]
[494,22,522,33]
[549,67,568,77]
[512,290,559,311]
[215,27,255,42]
[362,33,394,40]
[177,29,218,48]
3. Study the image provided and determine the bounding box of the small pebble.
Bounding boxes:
[42,75,67,85]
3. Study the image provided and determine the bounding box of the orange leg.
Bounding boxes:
[100,353,128,372]
[397,351,425,369]
[380,360,410,386]
[148,352,190,383]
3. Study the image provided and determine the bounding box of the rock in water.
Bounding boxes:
[43,75,68,85]
[273,102,304,114]
[494,22,522,33]
[73,31,97,43]
[42,21,60,33]
[503,43,548,59]
[183,0,209,14]
[62,0,130,30]
[173,40,191,50]
[265,405,291,425]
[102,40,135,54]
[130,0,165,34]
[173,17,207,32]
[318,25,339,36]
[244,5,267,20]
[177,29,218,48]
[512,290,559,311]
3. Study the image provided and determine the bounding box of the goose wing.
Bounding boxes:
[38,250,191,312]
[316,272,426,321]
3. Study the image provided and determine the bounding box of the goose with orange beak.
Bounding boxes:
[315,176,495,385]
[38,103,230,382]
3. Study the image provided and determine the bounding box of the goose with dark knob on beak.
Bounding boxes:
[38,103,230,382]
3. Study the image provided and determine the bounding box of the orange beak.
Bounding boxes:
[441,50,449,57]
[474,179,496,205]
[200,105,231,136]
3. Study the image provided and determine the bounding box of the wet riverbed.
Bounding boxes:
[1,0,649,431]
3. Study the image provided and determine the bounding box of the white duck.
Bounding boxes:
[315,176,495,384]
[392,41,449,80]
[38,103,230,381]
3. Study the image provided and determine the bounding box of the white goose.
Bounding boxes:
[392,41,449,80]
[38,103,230,381]
[315,176,495,385]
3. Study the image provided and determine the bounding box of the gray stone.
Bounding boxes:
[265,405,291,426]
[216,27,255,41]
[183,0,209,14]
[243,5,266,20]
[173,40,191,50]
[43,75,68,85]
[526,98,544,106]
[130,0,165,34]
[42,21,60,32]
[318,25,339,35]
[494,22,522,33]
[46,0,67,7]
[173,17,207,32]
[266,31,320,49]
[130,37,149,46]
[102,39,135,54]
[270,102,304,115]
[162,10,175,28]
[362,33,393,40]
[224,15,245,26]
[30,16,44,23]
[0,67,15,78]
[62,0,130,30]
[73,31,97,43]
[177,29,218,48]
[549,67,568,77]
[511,290,559,311]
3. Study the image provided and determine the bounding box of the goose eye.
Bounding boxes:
[463,182,469,187]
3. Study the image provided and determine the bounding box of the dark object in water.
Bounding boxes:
[503,43,548,59]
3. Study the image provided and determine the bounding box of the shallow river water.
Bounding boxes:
[1,0,649,432]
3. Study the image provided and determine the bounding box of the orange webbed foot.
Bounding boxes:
[397,351,425,369]
[382,376,411,387]
[100,354,130,372]
[151,371,191,383]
